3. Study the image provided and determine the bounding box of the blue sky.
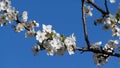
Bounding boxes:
[0,0,120,68]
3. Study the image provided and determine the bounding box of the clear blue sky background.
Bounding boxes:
[0,0,120,68]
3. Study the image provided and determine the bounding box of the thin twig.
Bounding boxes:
[87,0,108,15]
[15,18,30,31]
[81,0,91,48]
[104,0,109,14]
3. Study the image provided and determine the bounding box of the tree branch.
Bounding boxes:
[104,0,109,14]
[76,47,120,57]
[15,18,30,31]
[87,0,108,15]
[81,0,91,48]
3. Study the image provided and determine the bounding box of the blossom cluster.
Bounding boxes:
[0,0,119,67]
[32,24,76,56]
[95,4,120,38]
[84,0,116,17]
[92,40,119,66]
[0,0,40,38]
[0,0,76,56]
[0,0,18,26]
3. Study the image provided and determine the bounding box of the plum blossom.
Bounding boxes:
[67,45,76,55]
[25,30,35,38]
[15,23,25,32]
[39,31,76,56]
[103,40,119,52]
[5,8,18,23]
[90,41,102,49]
[110,0,116,3]
[103,14,117,27]
[112,26,120,37]
[22,11,28,22]
[0,1,5,11]
[64,33,76,46]
[42,41,55,56]
[42,24,52,33]
[93,53,110,67]
[33,20,39,27]
[42,33,66,56]
[50,37,63,50]
[43,40,66,56]
[26,20,39,31]
[46,48,55,56]
[64,33,76,55]
[36,30,47,43]
[100,14,120,38]
[84,5,93,16]
[93,40,118,67]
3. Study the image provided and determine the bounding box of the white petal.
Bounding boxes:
[22,11,28,22]
[110,0,116,3]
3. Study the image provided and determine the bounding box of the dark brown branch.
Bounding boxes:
[81,0,91,48]
[15,18,30,31]
[87,0,108,15]
[76,47,120,57]
[104,0,109,14]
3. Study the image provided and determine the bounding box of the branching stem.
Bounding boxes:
[81,0,91,48]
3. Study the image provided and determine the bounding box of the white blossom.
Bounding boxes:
[104,14,117,26]
[22,11,28,22]
[36,30,47,43]
[0,2,5,11]
[104,17,111,25]
[64,33,76,46]
[43,40,51,49]
[84,5,93,16]
[5,8,18,23]
[67,45,75,55]
[33,20,39,27]
[64,33,76,55]
[50,37,63,50]
[110,0,116,3]
[42,24,52,33]
[112,26,120,37]
[43,35,66,56]
[104,40,119,52]
[46,48,55,56]
[94,53,110,67]
[15,23,25,32]
[51,30,61,39]
[25,30,35,38]
[43,41,55,56]
[30,20,39,27]
[26,20,39,31]
[90,41,102,49]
